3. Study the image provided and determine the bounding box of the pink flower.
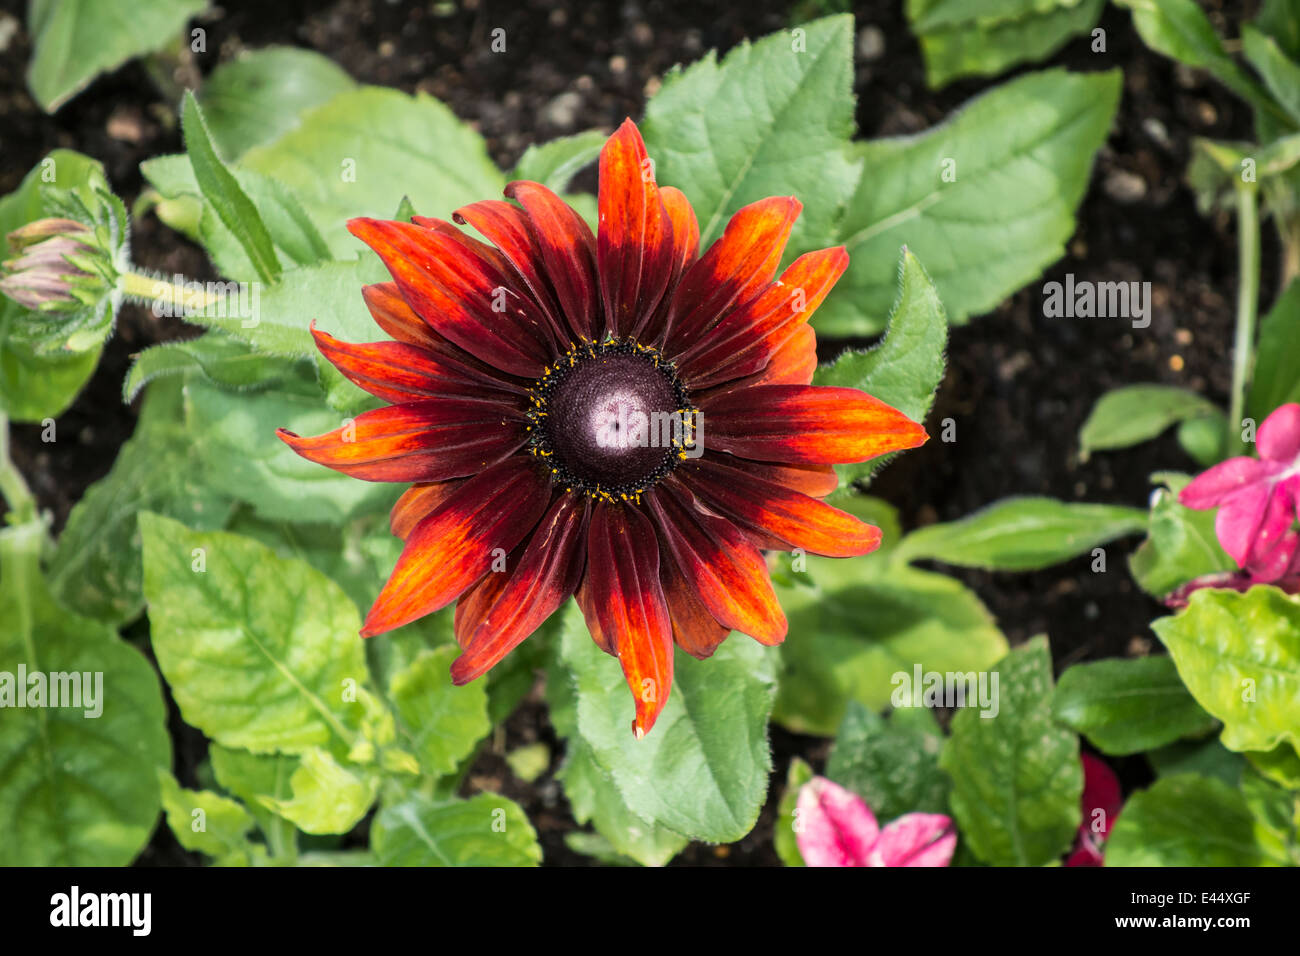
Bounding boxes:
[1180,403,1300,583]
[795,776,956,867]
[1064,753,1123,867]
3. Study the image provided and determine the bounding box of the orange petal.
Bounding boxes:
[635,185,699,342]
[585,502,674,737]
[277,399,527,482]
[665,196,801,345]
[673,462,882,558]
[451,494,589,684]
[675,246,846,387]
[361,458,552,636]
[700,385,928,464]
[597,119,675,339]
[310,323,524,405]
[348,217,552,377]
[658,545,731,660]
[391,481,462,539]
[649,487,786,645]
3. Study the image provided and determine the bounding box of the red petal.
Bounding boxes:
[741,459,840,498]
[361,458,552,636]
[676,247,846,387]
[586,502,674,737]
[362,281,443,350]
[348,217,552,377]
[673,462,882,557]
[391,481,461,539]
[658,548,731,659]
[454,567,512,648]
[634,185,700,342]
[276,399,527,482]
[506,181,600,343]
[311,323,524,406]
[665,196,801,346]
[575,572,615,656]
[750,323,817,387]
[648,487,786,645]
[701,385,928,464]
[451,494,590,684]
[597,119,674,339]
[453,199,570,346]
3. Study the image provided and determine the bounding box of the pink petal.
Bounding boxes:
[869,813,957,867]
[1216,484,1293,569]
[795,777,878,867]
[1179,457,1267,510]
[1080,753,1123,841]
[1065,836,1105,867]
[1257,403,1300,463]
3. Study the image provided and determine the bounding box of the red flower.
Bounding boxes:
[278,120,927,736]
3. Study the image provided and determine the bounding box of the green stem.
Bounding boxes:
[1230,186,1260,454]
[0,412,38,527]
[119,269,222,311]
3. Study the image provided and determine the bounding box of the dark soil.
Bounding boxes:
[0,0,1266,865]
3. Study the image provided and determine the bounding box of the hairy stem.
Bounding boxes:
[1230,186,1260,454]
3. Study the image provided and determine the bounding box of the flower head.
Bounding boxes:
[0,218,102,311]
[795,776,955,867]
[279,120,927,736]
[1180,403,1300,584]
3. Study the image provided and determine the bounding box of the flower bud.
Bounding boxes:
[0,219,108,311]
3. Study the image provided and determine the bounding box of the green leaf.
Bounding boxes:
[1246,743,1300,789]
[1052,656,1218,755]
[1148,738,1245,787]
[1129,472,1234,598]
[140,512,370,754]
[893,497,1147,571]
[1244,25,1300,127]
[389,646,491,777]
[208,744,298,848]
[939,637,1082,866]
[47,378,233,625]
[774,757,814,867]
[1152,586,1300,754]
[1248,278,1300,423]
[640,15,858,252]
[773,562,1008,735]
[26,0,206,112]
[1176,411,1228,467]
[240,87,506,258]
[158,771,257,864]
[557,601,777,843]
[371,792,542,866]
[197,47,358,161]
[182,373,394,524]
[124,332,299,403]
[546,645,689,867]
[512,130,606,193]
[1256,0,1300,61]
[820,69,1121,335]
[0,522,171,865]
[1115,0,1293,130]
[814,248,947,490]
[1079,385,1218,458]
[259,747,378,835]
[1106,774,1285,866]
[181,91,282,284]
[826,703,949,821]
[908,0,1106,89]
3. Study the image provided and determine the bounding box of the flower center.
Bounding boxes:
[528,340,696,501]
